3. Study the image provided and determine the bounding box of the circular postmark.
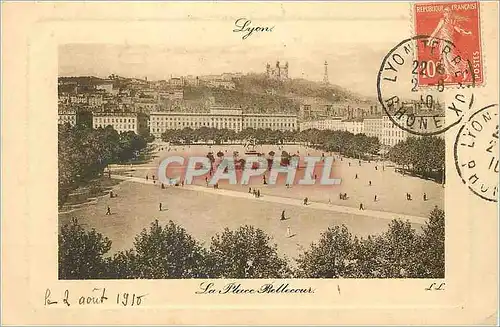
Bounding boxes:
[454,104,499,202]
[377,35,476,136]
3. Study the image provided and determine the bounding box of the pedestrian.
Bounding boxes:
[348,162,351,166]
[286,226,292,238]
[263,175,267,185]
[159,203,162,211]
[161,183,165,189]
[423,193,427,201]
[304,197,308,205]
[339,193,342,200]
[152,174,155,180]
[369,180,372,186]
[344,193,348,200]
[248,187,252,193]
[106,206,111,215]
[110,190,114,198]
[257,189,261,198]
[375,166,378,171]
[374,195,377,201]
[355,174,358,179]
[146,175,149,181]
[281,210,286,221]
[359,203,364,210]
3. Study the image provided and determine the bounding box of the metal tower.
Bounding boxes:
[323,60,329,85]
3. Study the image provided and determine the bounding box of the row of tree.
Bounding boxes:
[59,207,444,280]
[388,136,445,182]
[298,129,380,158]
[58,124,149,206]
[161,127,381,158]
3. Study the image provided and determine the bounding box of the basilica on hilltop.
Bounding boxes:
[265,61,289,81]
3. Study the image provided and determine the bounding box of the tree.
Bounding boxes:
[129,220,208,279]
[375,219,420,278]
[349,235,387,278]
[415,207,445,278]
[207,225,290,278]
[296,225,356,278]
[108,250,139,279]
[59,218,112,279]
[387,136,445,182]
[58,124,148,207]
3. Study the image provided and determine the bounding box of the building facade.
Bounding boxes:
[159,90,184,101]
[363,117,383,139]
[342,120,364,134]
[96,82,114,94]
[207,79,236,90]
[382,115,408,147]
[58,111,77,126]
[299,118,343,131]
[149,107,297,138]
[134,101,159,113]
[58,110,93,127]
[93,112,149,135]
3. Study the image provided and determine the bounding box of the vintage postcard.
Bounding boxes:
[2,1,498,325]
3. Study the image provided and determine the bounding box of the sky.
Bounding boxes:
[59,43,392,96]
[58,3,410,97]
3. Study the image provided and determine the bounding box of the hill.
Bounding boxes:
[235,74,368,104]
[183,74,371,114]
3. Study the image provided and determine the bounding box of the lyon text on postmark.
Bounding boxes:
[454,104,499,202]
[377,35,475,136]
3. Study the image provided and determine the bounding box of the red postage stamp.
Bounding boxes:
[414,1,483,88]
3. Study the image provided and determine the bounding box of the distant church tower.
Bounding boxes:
[265,60,289,81]
[323,60,329,85]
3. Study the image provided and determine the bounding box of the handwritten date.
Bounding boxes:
[44,288,147,307]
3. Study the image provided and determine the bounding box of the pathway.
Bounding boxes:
[111,174,428,224]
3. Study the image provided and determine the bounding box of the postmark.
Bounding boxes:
[454,104,499,202]
[377,35,475,136]
[414,1,483,87]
